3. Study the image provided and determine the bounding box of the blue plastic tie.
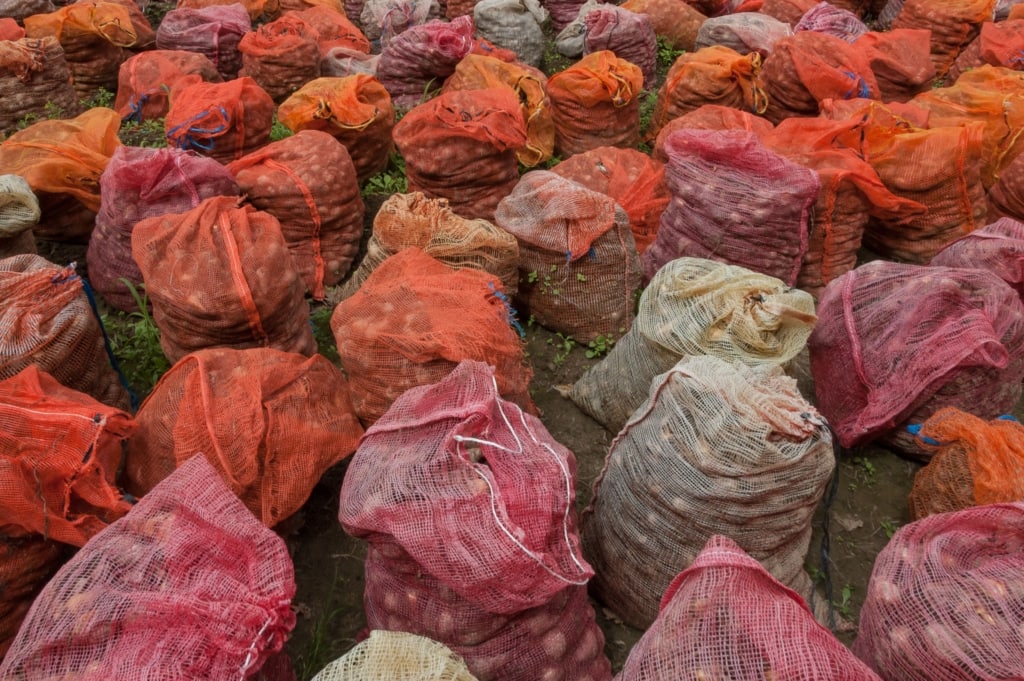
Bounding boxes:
[166,106,229,152]
[906,422,940,446]
[998,414,1020,422]
[842,71,871,100]
[488,282,525,338]
[123,93,148,124]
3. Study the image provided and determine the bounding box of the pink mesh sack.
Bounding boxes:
[0,455,297,680]
[931,218,1024,301]
[376,16,474,109]
[618,535,883,681]
[156,4,251,80]
[853,502,1024,681]
[793,0,868,41]
[809,261,1024,458]
[583,5,657,87]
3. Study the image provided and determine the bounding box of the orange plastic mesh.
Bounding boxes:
[621,0,706,51]
[990,148,1024,221]
[0,535,65,659]
[0,19,24,41]
[892,0,996,80]
[238,13,321,102]
[277,75,395,182]
[131,195,316,363]
[114,50,221,122]
[280,0,345,13]
[853,29,935,102]
[948,20,1024,82]
[177,0,275,21]
[330,248,534,425]
[759,0,816,25]
[290,5,370,53]
[0,366,133,547]
[1011,3,1024,19]
[165,76,274,164]
[651,103,774,162]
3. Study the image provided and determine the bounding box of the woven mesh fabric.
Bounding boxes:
[891,0,995,80]
[292,5,370,51]
[793,1,868,41]
[853,502,1024,681]
[0,37,80,135]
[494,170,642,343]
[996,0,1024,19]
[311,630,478,681]
[177,0,273,20]
[693,13,792,57]
[238,13,320,102]
[0,535,65,659]
[0,0,52,22]
[582,356,834,629]
[473,0,547,68]
[552,0,600,58]
[376,16,474,109]
[0,255,130,410]
[945,20,1024,83]
[990,145,1024,222]
[88,145,240,313]
[155,4,251,80]
[542,0,590,30]
[825,0,887,15]
[759,0,817,26]
[851,29,934,103]
[0,175,40,239]
[165,77,274,164]
[582,6,656,88]
[809,260,1024,455]
[571,257,816,433]
[619,0,702,52]
[0,455,297,680]
[617,535,883,681]
[131,195,315,363]
[931,218,1024,300]
[321,46,379,77]
[113,49,221,122]
[360,0,440,44]
[651,104,775,161]
[0,366,133,546]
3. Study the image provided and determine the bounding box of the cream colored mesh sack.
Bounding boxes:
[0,175,40,259]
[312,631,478,681]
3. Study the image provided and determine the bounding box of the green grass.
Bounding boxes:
[362,152,408,196]
[102,281,170,398]
[310,305,339,364]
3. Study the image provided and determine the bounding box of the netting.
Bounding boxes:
[0,534,65,659]
[473,0,547,68]
[891,0,996,80]
[131,195,316,363]
[0,455,297,681]
[238,13,321,102]
[0,37,80,136]
[851,29,935,103]
[165,76,275,163]
[931,218,1024,300]
[321,46,380,76]
[794,0,868,41]
[582,355,834,628]
[360,0,440,45]
[620,0,704,51]
[177,0,273,21]
[155,4,251,80]
[311,631,478,681]
[376,16,474,109]
[0,0,52,21]
[651,104,775,161]
[0,231,35,260]
[853,502,1024,681]
[582,5,656,87]
[989,149,1024,222]
[292,5,370,52]
[552,0,601,58]
[948,20,1024,83]
[570,257,816,434]
[114,49,221,122]
[0,175,41,240]
[759,0,817,25]
[227,129,365,300]
[693,13,793,57]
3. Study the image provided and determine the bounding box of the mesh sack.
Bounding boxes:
[852,29,935,103]
[376,16,474,109]
[0,0,53,21]
[947,20,1024,83]
[0,535,65,660]
[570,257,816,434]
[874,0,904,28]
[165,76,275,164]
[642,128,820,286]
[177,0,275,21]
[996,0,1024,19]
[546,50,643,158]
[444,0,477,19]
[0,365,133,546]
[620,0,705,51]
[824,0,887,15]
[114,49,221,122]
[335,191,519,301]
[227,130,364,299]
[87,145,240,313]
[0,18,23,40]
[360,0,439,44]
[931,217,1024,300]
[292,4,370,51]
[617,535,883,681]
[989,150,1024,221]
[311,631,478,681]
[0,256,130,410]
[237,13,321,102]
[0,455,297,680]
[853,502,1024,681]
[0,175,41,240]
[393,87,526,221]
[131,195,316,363]
[0,37,80,136]
[125,347,363,528]
[442,54,553,167]
[759,0,817,25]
[156,4,251,81]
[495,170,641,343]
[330,249,532,424]
[473,0,548,68]
[891,0,996,80]
[552,0,601,58]
[793,0,868,41]
[650,103,775,162]
[693,13,793,57]
[550,147,669,255]
[582,6,656,87]
[543,0,592,30]
[809,260,1024,455]
[276,75,395,183]
[321,45,380,76]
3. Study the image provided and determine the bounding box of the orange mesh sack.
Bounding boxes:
[0,535,65,660]
[0,365,133,546]
[907,408,1024,521]
[292,5,370,52]
[850,29,935,103]
[165,76,274,164]
[335,191,519,301]
[621,0,706,51]
[131,195,316,363]
[0,38,80,136]
[393,88,526,221]
[125,347,363,528]
[114,50,221,122]
[693,13,793,57]
[155,4,252,81]
[238,13,321,102]
[948,20,1024,83]
[891,0,996,80]
[989,150,1024,221]
[495,170,642,343]
[376,16,474,109]
[280,0,345,12]
[581,355,835,628]
[570,257,816,434]
[0,256,130,410]
[277,75,395,183]
[329,248,533,424]
[651,103,775,162]
[931,218,1024,300]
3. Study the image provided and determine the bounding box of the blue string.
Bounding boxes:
[488,282,525,338]
[166,106,229,152]
[842,71,871,100]
[122,93,148,124]
[905,422,940,446]
[998,414,1020,422]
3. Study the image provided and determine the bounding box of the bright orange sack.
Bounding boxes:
[114,49,222,122]
[621,0,706,50]
[948,20,1024,82]
[891,0,996,80]
[0,37,80,139]
[853,29,936,102]
[291,5,370,53]
[238,12,321,102]
[0,536,65,659]
[165,76,274,163]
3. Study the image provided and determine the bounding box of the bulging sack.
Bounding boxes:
[376,16,474,109]
[311,631,478,681]
[473,0,548,68]
[114,49,221,122]
[930,218,1024,301]
[238,12,321,102]
[583,6,657,87]
[0,37,80,135]
[155,4,251,80]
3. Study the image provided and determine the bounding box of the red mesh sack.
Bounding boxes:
[852,29,935,103]
[393,88,526,221]
[0,535,65,659]
[825,0,887,15]
[931,218,1024,300]
[177,0,275,21]
[238,13,321,102]
[0,256,130,410]
[542,0,591,30]
[642,128,820,286]
[793,0,868,41]
[546,50,643,157]
[891,0,996,80]
[809,260,1024,457]
[948,20,1024,82]
[495,170,642,342]
[276,75,395,183]
[227,130,365,299]
[376,16,474,109]
[0,365,133,546]
[618,535,883,681]
[156,4,252,81]
[330,249,532,424]
[165,76,274,164]
[0,455,297,680]
[114,49,221,122]
[0,37,80,136]
[651,103,774,162]
[583,6,657,87]
[693,13,793,57]
[989,150,1024,221]
[621,0,705,51]
[131,195,316,363]
[550,147,669,254]
[759,0,817,25]
[87,146,240,313]
[125,347,363,528]
[581,356,834,628]
[280,0,345,13]
[359,0,440,46]
[853,503,1024,681]
[444,0,476,20]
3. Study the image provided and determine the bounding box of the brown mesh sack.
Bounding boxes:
[125,347,363,528]
[547,50,643,158]
[948,20,1024,83]
[0,1,51,23]
[931,218,1024,300]
[311,631,478,681]
[0,365,133,546]
[693,13,793,57]
[156,4,252,81]
[582,5,657,87]
[442,54,553,168]
[114,50,221,122]
[178,0,275,21]
[581,355,835,628]
[393,88,526,221]
[851,29,935,103]
[809,261,1024,457]
[0,38,80,136]
[760,0,817,25]
[0,232,36,260]
[165,76,274,164]
[376,16,474,110]
[238,13,321,102]
[989,150,1024,221]
[570,257,816,434]
[276,75,395,183]
[494,170,641,343]
[621,0,705,51]
[330,248,533,424]
[651,103,775,162]
[131,195,316,363]
[335,191,519,301]
[227,130,365,300]
[891,0,996,80]
[280,0,345,12]
[0,535,65,660]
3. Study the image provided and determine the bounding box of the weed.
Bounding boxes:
[638,89,659,140]
[878,517,899,540]
[141,0,177,28]
[270,116,294,142]
[362,152,407,196]
[104,280,170,395]
[548,332,576,365]
[655,36,685,72]
[81,87,115,110]
[526,314,536,328]
[119,118,167,148]
[585,334,615,359]
[294,570,350,681]
[833,583,854,619]
[851,456,877,484]
[527,270,539,284]
[310,305,339,365]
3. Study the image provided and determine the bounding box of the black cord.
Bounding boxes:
[819,431,842,633]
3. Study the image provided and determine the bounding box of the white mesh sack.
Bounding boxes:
[312,630,478,681]
[0,174,41,238]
